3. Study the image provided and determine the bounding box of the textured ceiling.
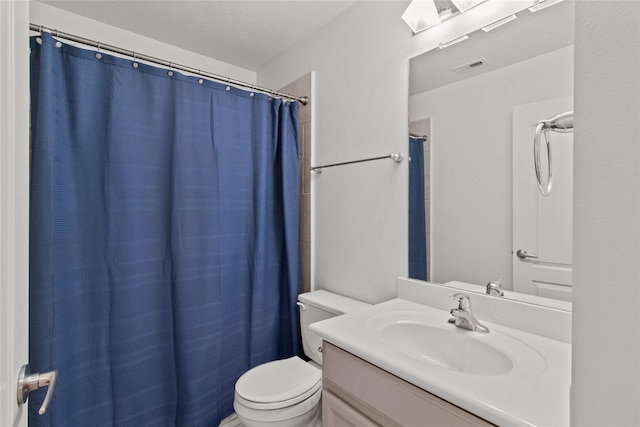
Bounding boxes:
[39,0,357,71]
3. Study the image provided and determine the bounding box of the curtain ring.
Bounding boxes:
[35,26,44,45]
[97,42,101,52]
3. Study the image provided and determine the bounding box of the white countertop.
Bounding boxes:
[310,297,571,426]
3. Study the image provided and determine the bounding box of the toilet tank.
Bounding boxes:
[297,290,371,365]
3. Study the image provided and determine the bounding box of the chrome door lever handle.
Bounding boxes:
[17,364,58,415]
[516,249,538,259]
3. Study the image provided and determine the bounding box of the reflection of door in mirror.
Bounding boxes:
[409,119,430,280]
[407,1,574,299]
[513,97,573,301]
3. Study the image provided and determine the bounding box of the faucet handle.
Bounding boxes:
[486,279,504,297]
[451,293,471,310]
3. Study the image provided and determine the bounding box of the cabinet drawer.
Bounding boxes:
[323,390,378,427]
[322,342,494,427]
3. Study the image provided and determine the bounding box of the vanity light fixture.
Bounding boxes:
[528,0,564,13]
[438,35,469,49]
[481,14,517,32]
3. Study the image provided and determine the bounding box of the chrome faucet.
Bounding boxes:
[448,293,489,333]
[486,279,504,297]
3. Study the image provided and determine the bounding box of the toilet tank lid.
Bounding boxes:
[298,290,371,315]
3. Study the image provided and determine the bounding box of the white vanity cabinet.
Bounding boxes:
[322,342,495,427]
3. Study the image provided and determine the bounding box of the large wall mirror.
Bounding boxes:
[408,1,574,301]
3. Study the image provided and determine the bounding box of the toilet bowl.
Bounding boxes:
[233,357,322,427]
[232,290,370,427]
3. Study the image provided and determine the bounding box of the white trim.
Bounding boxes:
[0,1,30,425]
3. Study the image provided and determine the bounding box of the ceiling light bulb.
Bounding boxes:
[450,0,488,13]
[439,7,454,19]
[402,0,442,34]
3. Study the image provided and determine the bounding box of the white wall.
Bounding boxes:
[572,1,640,424]
[258,1,414,304]
[30,2,255,84]
[409,46,574,290]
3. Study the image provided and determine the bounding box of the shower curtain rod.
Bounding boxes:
[29,23,309,105]
[310,153,404,173]
[409,133,428,139]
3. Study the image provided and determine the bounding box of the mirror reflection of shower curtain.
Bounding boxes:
[409,136,427,280]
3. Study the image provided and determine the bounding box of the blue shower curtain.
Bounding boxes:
[29,33,300,426]
[409,136,427,281]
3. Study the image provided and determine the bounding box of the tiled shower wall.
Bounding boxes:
[280,73,312,293]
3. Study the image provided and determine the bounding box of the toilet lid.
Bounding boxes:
[235,356,321,408]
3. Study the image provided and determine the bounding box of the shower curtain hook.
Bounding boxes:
[94,42,103,60]
[39,25,43,33]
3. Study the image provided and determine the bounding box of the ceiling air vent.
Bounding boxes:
[453,58,490,74]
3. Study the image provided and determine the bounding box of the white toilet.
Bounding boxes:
[232,290,370,427]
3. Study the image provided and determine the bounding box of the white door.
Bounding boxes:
[1,1,30,425]
[513,96,573,301]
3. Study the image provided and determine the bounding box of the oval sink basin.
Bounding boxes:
[379,322,512,375]
[367,311,546,377]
